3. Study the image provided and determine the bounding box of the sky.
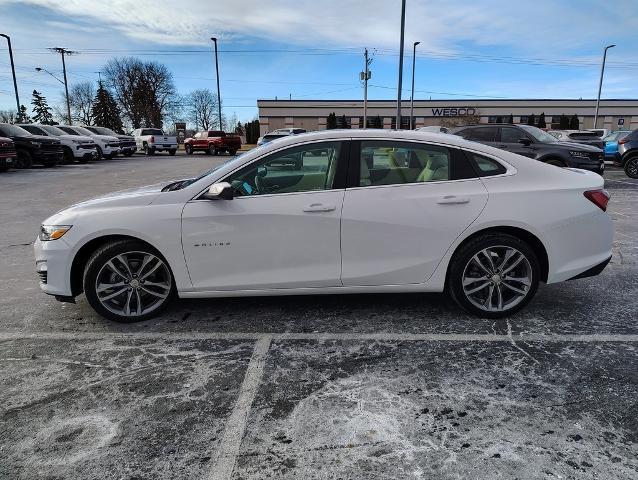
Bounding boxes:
[1,0,637,124]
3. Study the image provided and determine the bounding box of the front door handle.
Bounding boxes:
[437,195,470,205]
[303,203,336,212]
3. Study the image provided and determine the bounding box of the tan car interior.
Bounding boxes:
[360,147,450,186]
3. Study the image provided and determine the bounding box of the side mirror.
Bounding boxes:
[203,182,233,200]
[518,137,532,146]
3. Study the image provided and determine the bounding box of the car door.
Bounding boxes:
[458,126,499,148]
[498,126,537,158]
[340,140,488,286]
[181,140,347,291]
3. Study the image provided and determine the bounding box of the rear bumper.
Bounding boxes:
[567,255,611,281]
[150,143,177,151]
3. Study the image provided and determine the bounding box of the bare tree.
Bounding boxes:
[104,57,177,128]
[439,108,482,128]
[0,110,17,123]
[67,81,95,125]
[186,89,219,130]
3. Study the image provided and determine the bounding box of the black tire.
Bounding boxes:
[0,165,9,173]
[95,146,104,161]
[83,240,176,323]
[228,150,237,156]
[16,149,33,169]
[207,145,217,156]
[144,145,155,156]
[63,147,75,165]
[169,149,176,156]
[624,156,638,179]
[42,160,57,168]
[185,145,193,155]
[447,233,540,318]
[125,151,135,157]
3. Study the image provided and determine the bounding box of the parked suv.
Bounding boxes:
[452,124,604,175]
[131,128,178,155]
[184,130,241,155]
[58,125,120,160]
[616,129,638,178]
[257,128,306,146]
[85,126,136,157]
[18,124,96,164]
[0,136,16,172]
[0,123,62,168]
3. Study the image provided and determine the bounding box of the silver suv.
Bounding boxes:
[257,128,306,146]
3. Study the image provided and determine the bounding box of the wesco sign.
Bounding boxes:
[431,107,476,117]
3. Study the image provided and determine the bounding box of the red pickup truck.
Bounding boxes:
[184,130,241,156]
[0,136,16,172]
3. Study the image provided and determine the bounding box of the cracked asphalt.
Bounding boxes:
[1,152,637,479]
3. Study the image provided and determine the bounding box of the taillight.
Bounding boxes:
[618,137,629,144]
[584,189,610,211]
[150,135,155,142]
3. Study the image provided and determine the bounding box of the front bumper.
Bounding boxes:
[120,145,137,154]
[74,146,98,159]
[34,236,75,297]
[33,149,64,164]
[102,145,120,156]
[0,155,15,168]
[569,156,604,173]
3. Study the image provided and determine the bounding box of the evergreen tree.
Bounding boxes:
[507,114,514,124]
[527,113,536,126]
[569,114,580,130]
[537,112,546,129]
[326,112,337,129]
[559,114,570,129]
[17,105,31,123]
[234,121,244,136]
[337,114,350,129]
[91,82,123,133]
[244,119,260,144]
[372,115,383,128]
[31,90,54,124]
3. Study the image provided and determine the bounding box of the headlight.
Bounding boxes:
[71,139,82,144]
[30,141,41,148]
[39,225,72,241]
[569,151,590,158]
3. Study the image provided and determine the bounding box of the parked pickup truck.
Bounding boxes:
[184,130,241,156]
[0,136,16,172]
[131,128,178,156]
[18,124,96,164]
[0,123,63,168]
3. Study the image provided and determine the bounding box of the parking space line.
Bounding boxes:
[1,331,638,343]
[207,335,272,480]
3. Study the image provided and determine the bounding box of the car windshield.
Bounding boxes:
[166,151,252,190]
[90,126,117,135]
[519,125,558,143]
[73,126,95,136]
[0,124,32,136]
[40,125,67,136]
[58,126,79,135]
[21,125,47,135]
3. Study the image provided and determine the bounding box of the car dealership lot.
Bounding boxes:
[1,154,637,479]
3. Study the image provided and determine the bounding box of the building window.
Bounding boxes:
[390,116,411,129]
[519,115,529,124]
[487,116,504,124]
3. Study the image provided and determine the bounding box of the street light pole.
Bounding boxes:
[211,37,223,130]
[362,48,372,128]
[395,0,406,130]
[49,47,77,125]
[410,41,420,130]
[0,34,21,117]
[594,44,615,129]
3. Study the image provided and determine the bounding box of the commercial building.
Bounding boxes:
[257,99,638,134]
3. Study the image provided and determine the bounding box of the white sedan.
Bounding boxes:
[34,130,613,322]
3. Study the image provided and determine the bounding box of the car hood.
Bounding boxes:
[91,134,120,142]
[116,134,134,141]
[551,141,602,152]
[59,134,94,142]
[9,134,59,144]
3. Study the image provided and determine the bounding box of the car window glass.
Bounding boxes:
[22,125,46,135]
[467,153,507,176]
[142,129,163,136]
[58,127,78,135]
[359,141,450,187]
[225,142,341,197]
[468,127,498,142]
[501,127,525,143]
[194,132,202,139]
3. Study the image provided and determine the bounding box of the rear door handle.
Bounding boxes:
[303,203,336,212]
[437,196,470,205]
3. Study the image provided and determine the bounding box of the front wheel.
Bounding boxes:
[169,149,176,156]
[624,156,638,179]
[228,150,237,156]
[83,240,176,322]
[185,145,193,155]
[448,233,540,318]
[95,146,104,161]
[144,145,155,156]
[16,150,33,169]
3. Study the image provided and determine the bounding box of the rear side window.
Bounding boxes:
[467,127,498,142]
[465,152,507,177]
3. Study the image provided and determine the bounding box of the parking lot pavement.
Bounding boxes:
[1,157,637,479]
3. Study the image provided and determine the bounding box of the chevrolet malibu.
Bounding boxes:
[34,130,613,322]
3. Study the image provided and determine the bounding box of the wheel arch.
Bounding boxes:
[70,234,171,297]
[446,226,549,285]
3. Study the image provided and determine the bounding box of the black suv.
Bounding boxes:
[0,123,63,168]
[452,124,604,175]
[616,129,638,178]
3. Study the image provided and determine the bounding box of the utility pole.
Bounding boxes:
[211,37,223,130]
[0,34,21,118]
[396,0,407,130]
[594,44,615,129]
[410,41,420,129]
[361,49,372,128]
[49,47,77,125]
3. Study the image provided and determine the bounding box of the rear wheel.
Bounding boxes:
[185,144,193,155]
[169,149,176,156]
[448,233,540,318]
[624,156,638,179]
[207,145,217,156]
[144,145,155,156]
[228,149,237,156]
[83,240,176,323]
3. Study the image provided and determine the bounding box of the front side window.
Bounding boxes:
[21,125,47,136]
[359,141,452,186]
[501,127,527,144]
[225,141,341,197]
[58,126,79,136]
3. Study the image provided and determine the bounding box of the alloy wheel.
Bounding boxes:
[461,246,533,312]
[626,157,638,179]
[95,251,172,318]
